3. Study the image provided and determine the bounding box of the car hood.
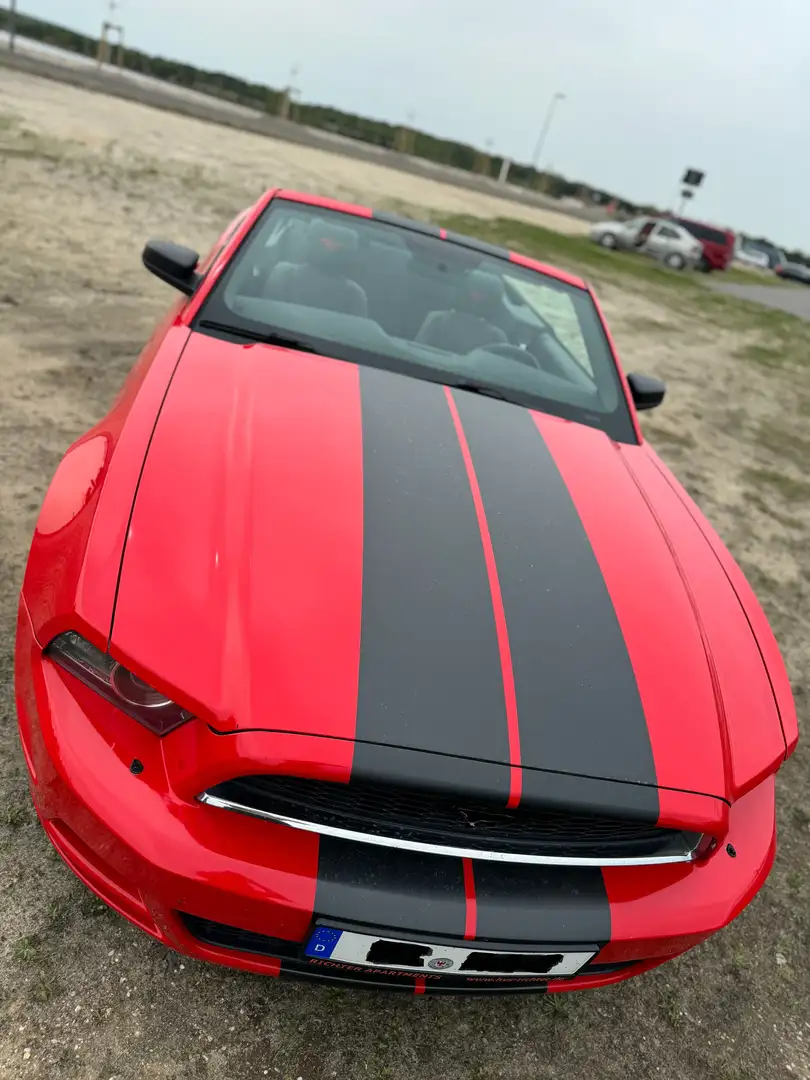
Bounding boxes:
[111,333,786,813]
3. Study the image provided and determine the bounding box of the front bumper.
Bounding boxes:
[15,597,778,994]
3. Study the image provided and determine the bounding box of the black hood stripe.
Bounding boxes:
[450,391,658,814]
[469,860,611,946]
[314,837,467,937]
[353,367,511,794]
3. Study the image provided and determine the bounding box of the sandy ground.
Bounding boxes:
[1,68,808,1080]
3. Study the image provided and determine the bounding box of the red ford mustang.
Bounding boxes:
[15,189,798,994]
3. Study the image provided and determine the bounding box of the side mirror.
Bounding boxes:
[626,372,666,411]
[142,240,200,296]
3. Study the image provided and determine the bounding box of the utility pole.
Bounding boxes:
[8,0,17,52]
[531,91,566,171]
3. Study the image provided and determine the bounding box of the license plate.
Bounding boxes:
[304,926,594,978]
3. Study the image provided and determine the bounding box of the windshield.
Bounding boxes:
[195,199,637,442]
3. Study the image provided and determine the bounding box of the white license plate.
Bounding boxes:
[304,926,594,978]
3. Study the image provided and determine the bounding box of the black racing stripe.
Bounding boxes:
[505,768,658,822]
[372,209,441,236]
[451,391,658,808]
[349,743,510,804]
[314,836,466,936]
[353,366,510,781]
[443,231,511,262]
[472,861,610,945]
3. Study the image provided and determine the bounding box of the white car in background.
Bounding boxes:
[734,246,771,271]
[589,216,703,270]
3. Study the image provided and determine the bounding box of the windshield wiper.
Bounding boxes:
[444,378,513,403]
[197,319,323,355]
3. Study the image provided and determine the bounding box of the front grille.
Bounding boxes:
[202,775,700,864]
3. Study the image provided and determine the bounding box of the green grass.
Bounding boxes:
[743,467,810,502]
[721,267,786,287]
[617,315,684,335]
[648,426,698,450]
[757,423,810,462]
[1,799,29,827]
[734,342,789,368]
[12,934,39,963]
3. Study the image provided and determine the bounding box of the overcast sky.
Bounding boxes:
[19,0,809,249]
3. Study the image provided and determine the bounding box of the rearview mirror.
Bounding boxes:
[626,372,666,411]
[142,240,200,295]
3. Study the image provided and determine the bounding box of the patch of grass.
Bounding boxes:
[45,895,73,932]
[721,267,786,286]
[30,977,57,1003]
[656,983,686,1029]
[648,426,698,449]
[543,994,572,1020]
[757,423,810,463]
[618,315,683,335]
[734,342,788,368]
[13,934,39,963]
[714,1062,758,1080]
[78,891,112,918]
[1,799,29,827]
[743,467,810,502]
[745,490,805,530]
[787,870,804,894]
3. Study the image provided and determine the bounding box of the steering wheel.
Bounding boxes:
[478,341,543,369]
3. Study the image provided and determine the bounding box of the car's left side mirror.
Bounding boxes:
[142,240,201,296]
[626,372,666,411]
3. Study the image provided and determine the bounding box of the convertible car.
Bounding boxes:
[15,189,798,994]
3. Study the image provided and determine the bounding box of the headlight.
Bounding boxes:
[47,631,192,736]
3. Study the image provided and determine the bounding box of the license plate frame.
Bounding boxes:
[304,924,595,978]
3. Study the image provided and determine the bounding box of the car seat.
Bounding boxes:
[263,218,369,317]
[415,270,508,354]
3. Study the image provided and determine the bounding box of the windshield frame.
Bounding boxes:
[193,197,639,444]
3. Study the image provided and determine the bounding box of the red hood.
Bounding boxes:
[110,333,786,809]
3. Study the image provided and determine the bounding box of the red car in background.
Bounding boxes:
[15,189,797,994]
[673,216,736,272]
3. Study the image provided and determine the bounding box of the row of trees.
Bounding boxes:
[2,8,803,262]
[0,8,634,203]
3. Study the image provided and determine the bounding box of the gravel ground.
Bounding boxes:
[0,68,808,1080]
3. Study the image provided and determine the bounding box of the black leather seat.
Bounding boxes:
[415,270,508,353]
[263,219,368,317]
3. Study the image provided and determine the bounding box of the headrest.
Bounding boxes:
[307,218,360,273]
[457,269,506,319]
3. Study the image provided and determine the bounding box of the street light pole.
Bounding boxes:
[531,91,566,171]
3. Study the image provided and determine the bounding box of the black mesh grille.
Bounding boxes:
[206,775,699,861]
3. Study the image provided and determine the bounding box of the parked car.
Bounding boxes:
[738,237,785,271]
[15,190,797,995]
[589,216,703,270]
[733,246,770,271]
[672,217,736,272]
[775,261,810,284]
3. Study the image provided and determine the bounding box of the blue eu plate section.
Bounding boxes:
[305,926,344,960]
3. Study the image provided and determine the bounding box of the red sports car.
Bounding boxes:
[15,189,798,994]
